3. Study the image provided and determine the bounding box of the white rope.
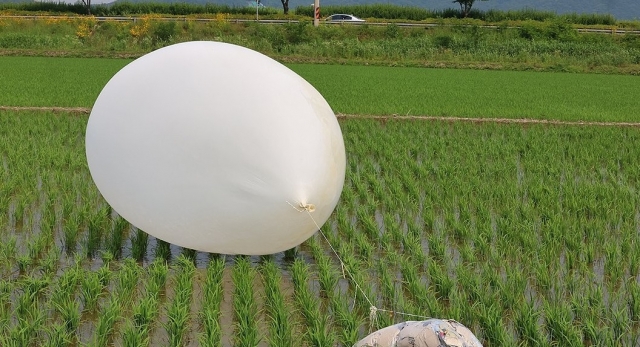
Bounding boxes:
[286,200,432,325]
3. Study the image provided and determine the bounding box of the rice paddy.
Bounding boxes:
[1,101,639,346]
[1,56,639,122]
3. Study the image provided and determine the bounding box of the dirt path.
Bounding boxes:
[2,106,639,127]
[336,113,640,128]
[0,106,91,114]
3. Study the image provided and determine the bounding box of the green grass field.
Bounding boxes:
[1,56,639,122]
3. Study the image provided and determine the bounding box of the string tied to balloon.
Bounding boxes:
[369,306,378,333]
[286,200,432,327]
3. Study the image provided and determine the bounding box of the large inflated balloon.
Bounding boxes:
[86,41,345,255]
[354,320,482,347]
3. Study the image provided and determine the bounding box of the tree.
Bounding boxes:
[452,0,486,18]
[280,0,289,15]
[81,0,91,15]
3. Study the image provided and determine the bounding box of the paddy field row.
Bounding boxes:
[1,108,639,345]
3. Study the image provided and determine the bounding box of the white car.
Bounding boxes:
[325,14,365,23]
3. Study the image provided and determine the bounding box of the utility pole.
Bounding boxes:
[313,0,320,27]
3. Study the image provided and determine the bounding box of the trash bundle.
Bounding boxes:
[354,319,482,347]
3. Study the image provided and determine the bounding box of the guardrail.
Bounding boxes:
[1,15,639,35]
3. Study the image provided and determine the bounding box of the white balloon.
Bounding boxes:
[86,41,345,255]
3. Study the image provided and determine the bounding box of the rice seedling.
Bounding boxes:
[86,207,108,258]
[43,323,73,347]
[91,296,122,347]
[515,301,544,346]
[232,256,261,347]
[199,257,224,347]
[260,259,294,347]
[120,259,167,347]
[121,320,151,347]
[130,228,149,262]
[331,292,366,346]
[155,239,172,262]
[107,215,130,259]
[544,300,582,346]
[52,294,81,335]
[164,254,195,347]
[6,307,46,347]
[291,258,335,347]
[80,270,104,312]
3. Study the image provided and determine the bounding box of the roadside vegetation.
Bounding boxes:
[0,6,638,74]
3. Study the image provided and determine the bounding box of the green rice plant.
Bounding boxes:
[9,275,49,345]
[130,228,149,262]
[52,294,80,335]
[107,215,129,259]
[610,305,630,344]
[291,258,335,347]
[0,236,16,277]
[132,296,159,335]
[91,296,121,347]
[629,280,640,323]
[377,259,400,311]
[330,292,366,346]
[478,302,514,346]
[180,247,197,263]
[63,217,80,255]
[96,264,112,288]
[199,257,224,347]
[16,254,32,274]
[86,208,107,258]
[49,267,80,315]
[0,280,11,336]
[80,269,103,312]
[260,259,294,347]
[232,256,261,347]
[147,258,169,294]
[43,323,73,347]
[401,231,425,266]
[544,300,582,346]
[121,261,166,347]
[7,307,46,347]
[121,320,150,347]
[398,256,441,318]
[427,257,453,300]
[164,254,195,347]
[155,239,172,262]
[315,249,339,300]
[515,301,544,346]
[114,258,141,307]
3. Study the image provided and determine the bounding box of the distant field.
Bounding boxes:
[0,56,638,122]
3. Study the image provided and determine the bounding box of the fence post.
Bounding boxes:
[313,0,320,27]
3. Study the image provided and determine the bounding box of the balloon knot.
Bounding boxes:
[300,203,316,212]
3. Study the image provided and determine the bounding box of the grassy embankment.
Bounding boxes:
[0,9,639,74]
